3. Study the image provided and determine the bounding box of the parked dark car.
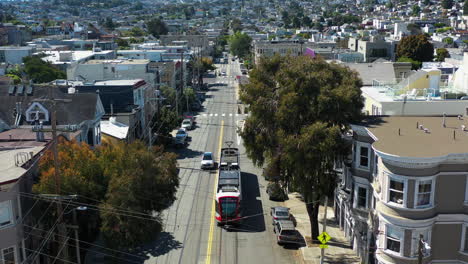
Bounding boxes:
[266,182,288,201]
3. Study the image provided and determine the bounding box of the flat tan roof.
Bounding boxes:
[85,59,149,64]
[366,116,468,158]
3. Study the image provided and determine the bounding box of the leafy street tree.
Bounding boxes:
[104,17,116,30]
[190,57,216,86]
[465,0,468,15]
[412,5,421,16]
[436,48,450,62]
[442,0,453,9]
[240,55,364,242]
[23,55,66,83]
[35,139,179,250]
[146,17,168,38]
[151,106,181,143]
[407,23,422,35]
[396,34,434,63]
[228,32,252,59]
[302,16,312,28]
[397,56,422,70]
[231,18,243,33]
[115,38,130,49]
[99,142,178,249]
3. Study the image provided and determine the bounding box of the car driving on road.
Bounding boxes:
[200,152,215,170]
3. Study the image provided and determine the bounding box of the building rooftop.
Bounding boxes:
[100,118,129,139]
[85,59,149,64]
[365,116,468,158]
[0,146,46,184]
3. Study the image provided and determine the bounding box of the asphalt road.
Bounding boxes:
[143,56,297,264]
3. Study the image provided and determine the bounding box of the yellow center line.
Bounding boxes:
[206,119,224,264]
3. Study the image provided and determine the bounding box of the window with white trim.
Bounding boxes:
[359,146,369,168]
[0,201,13,228]
[354,186,368,209]
[1,246,16,264]
[388,177,405,206]
[415,179,433,208]
[355,142,371,170]
[385,225,402,253]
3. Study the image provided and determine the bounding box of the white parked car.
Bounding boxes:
[200,152,215,170]
[181,119,194,130]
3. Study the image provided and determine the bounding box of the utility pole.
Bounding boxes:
[320,196,328,264]
[180,51,184,113]
[71,209,81,264]
[33,86,75,263]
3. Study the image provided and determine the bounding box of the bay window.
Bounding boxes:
[388,178,405,206]
[386,225,402,253]
[355,142,371,170]
[415,180,433,208]
[1,247,16,264]
[0,201,13,228]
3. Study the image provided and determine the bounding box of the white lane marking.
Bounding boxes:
[215,114,218,117]
[222,113,225,117]
[202,114,207,117]
[235,114,239,117]
[229,113,233,117]
[209,114,213,117]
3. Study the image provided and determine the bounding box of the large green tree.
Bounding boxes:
[442,0,453,9]
[23,55,66,83]
[146,17,168,38]
[240,55,363,242]
[99,142,178,249]
[464,0,468,15]
[228,32,252,59]
[35,139,179,250]
[231,18,243,33]
[396,34,434,62]
[435,48,450,62]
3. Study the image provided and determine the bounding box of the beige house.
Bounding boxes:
[335,116,468,264]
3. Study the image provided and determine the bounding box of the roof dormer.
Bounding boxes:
[25,102,49,123]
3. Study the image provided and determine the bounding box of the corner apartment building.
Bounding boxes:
[253,40,340,64]
[348,36,398,62]
[335,116,468,264]
[0,130,50,264]
[0,46,35,65]
[67,59,159,86]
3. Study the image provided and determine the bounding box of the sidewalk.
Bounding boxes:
[284,193,361,264]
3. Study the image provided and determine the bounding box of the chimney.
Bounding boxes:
[36,121,45,142]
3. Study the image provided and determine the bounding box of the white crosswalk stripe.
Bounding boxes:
[197,113,249,118]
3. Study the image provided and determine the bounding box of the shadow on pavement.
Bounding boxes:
[132,232,183,261]
[281,230,307,250]
[238,172,266,233]
[177,148,203,159]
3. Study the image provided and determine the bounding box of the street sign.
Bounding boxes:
[317,232,331,244]
[319,244,328,249]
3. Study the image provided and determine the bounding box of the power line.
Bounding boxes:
[23,224,146,261]
[23,227,146,264]
[24,247,77,264]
